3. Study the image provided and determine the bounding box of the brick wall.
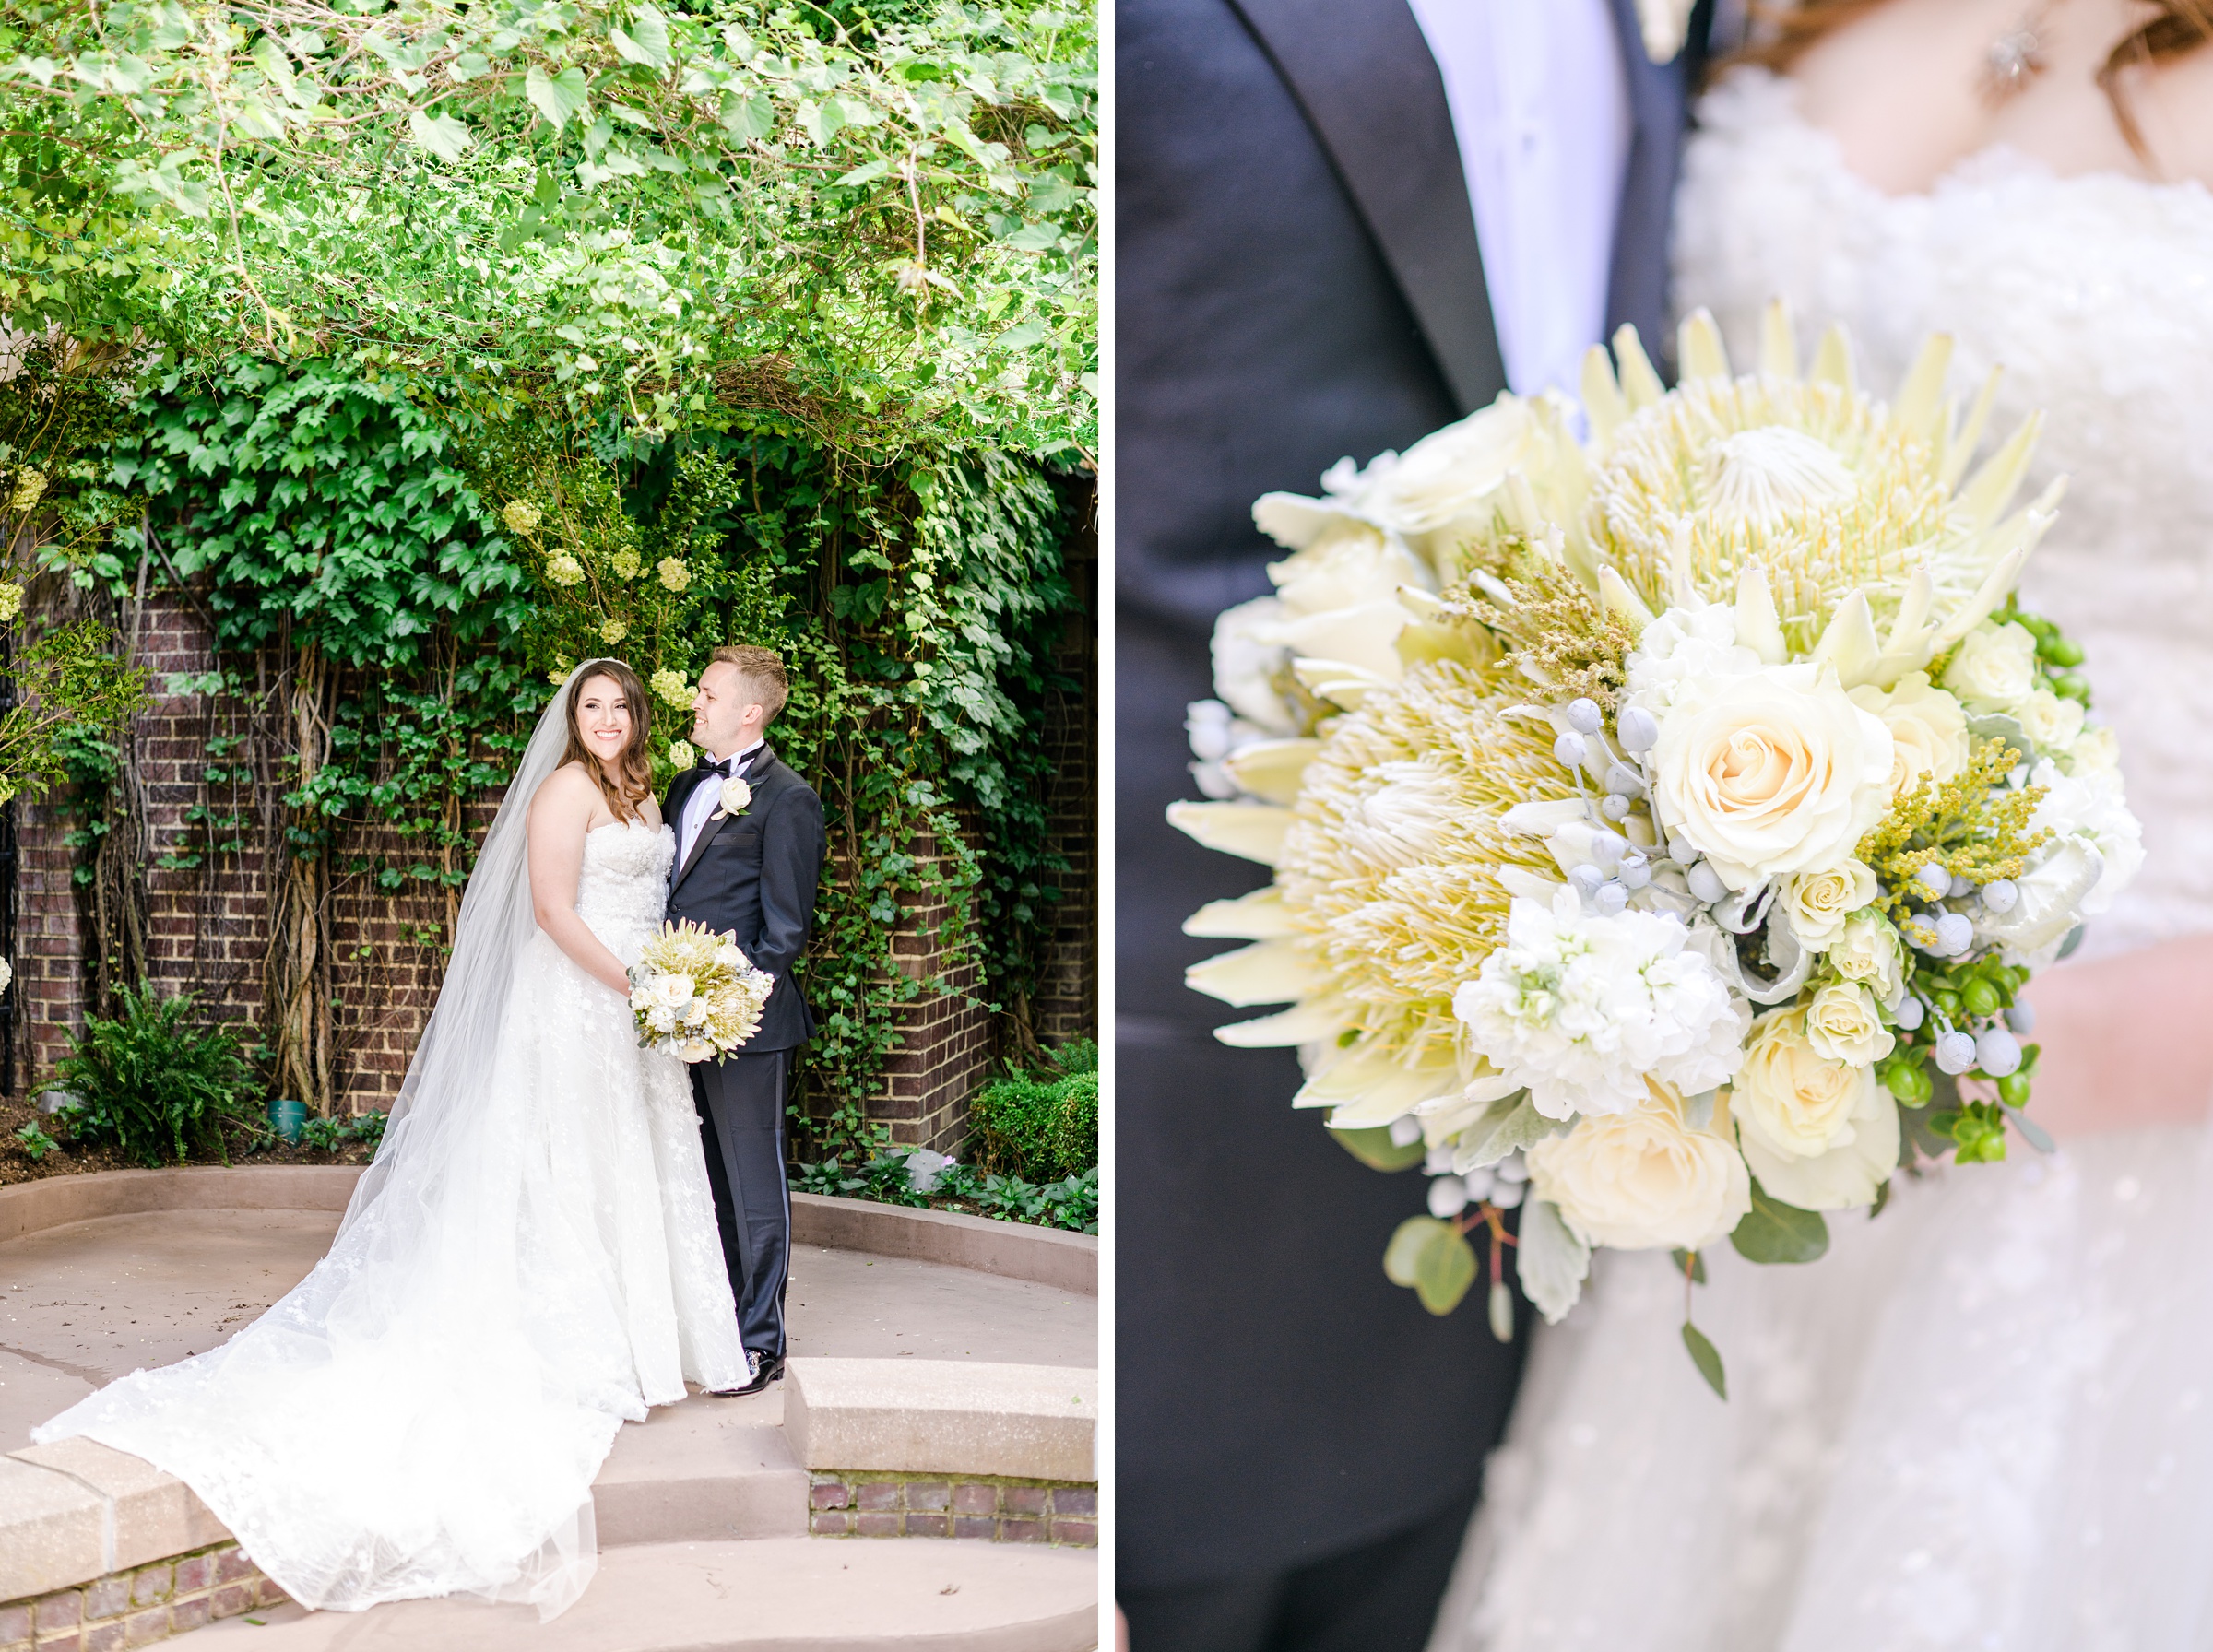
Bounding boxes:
[6,576,1096,1146]
[1029,489,1097,1052]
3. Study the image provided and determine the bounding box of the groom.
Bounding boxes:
[664,644,828,1397]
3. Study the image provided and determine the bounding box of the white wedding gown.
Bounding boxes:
[34,813,745,1618]
[1431,69,2213,1651]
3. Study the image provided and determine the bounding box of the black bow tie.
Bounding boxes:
[695,750,753,778]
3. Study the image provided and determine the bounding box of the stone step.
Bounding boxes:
[187,1539,1099,1651]
[590,1387,808,1547]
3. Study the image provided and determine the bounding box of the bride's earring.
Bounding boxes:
[1982,3,2051,101]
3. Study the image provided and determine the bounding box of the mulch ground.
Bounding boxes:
[0,1092,379,1189]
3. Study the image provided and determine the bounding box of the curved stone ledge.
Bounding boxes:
[0,1164,365,1245]
[785,1359,1097,1484]
[790,1194,1096,1295]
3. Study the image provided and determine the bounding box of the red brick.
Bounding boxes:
[0,1603,29,1643]
[82,1623,125,1652]
[856,1482,900,1512]
[905,1514,951,1539]
[1001,1517,1047,1543]
[1049,1519,1097,1546]
[79,1578,128,1622]
[1003,1486,1048,1516]
[951,1483,998,1516]
[34,1591,81,1630]
[168,1597,210,1634]
[122,1607,167,1647]
[953,1516,997,1540]
[1050,1488,1096,1517]
[854,1513,901,1538]
[811,1511,849,1535]
[213,1549,254,1586]
[209,1586,254,1620]
[810,1481,852,1510]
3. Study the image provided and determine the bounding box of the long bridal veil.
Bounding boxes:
[35,661,638,1620]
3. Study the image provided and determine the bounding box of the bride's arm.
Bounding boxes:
[527,767,635,997]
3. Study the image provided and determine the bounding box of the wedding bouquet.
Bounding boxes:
[1175,304,2140,1391]
[629,920,775,1063]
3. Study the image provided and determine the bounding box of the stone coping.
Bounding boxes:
[790,1193,1096,1295]
[0,1172,1097,1299]
[784,1359,1097,1485]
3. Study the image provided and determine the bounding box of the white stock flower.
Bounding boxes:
[1452,888,1749,1122]
[1733,1007,1875,1160]
[1525,1085,1753,1251]
[1803,981,1894,1068]
[1940,620,2038,712]
[2025,758,2144,918]
[1828,910,1905,1004]
[2017,687,2086,756]
[1848,673,1970,796]
[1648,663,1895,890]
[1624,605,1757,716]
[647,1004,678,1033]
[1778,860,1878,952]
[1735,1050,1899,1212]
[2065,722,2121,778]
[1208,596,1299,736]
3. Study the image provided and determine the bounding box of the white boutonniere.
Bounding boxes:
[1633,0,1695,62]
[711,775,752,820]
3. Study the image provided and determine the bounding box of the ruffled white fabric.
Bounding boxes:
[1435,73,2213,1652]
[33,820,743,1618]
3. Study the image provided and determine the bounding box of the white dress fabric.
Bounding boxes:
[1432,71,2213,1652]
[34,818,744,1618]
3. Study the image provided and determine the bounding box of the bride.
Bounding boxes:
[33,658,746,1618]
[1433,4,2213,1647]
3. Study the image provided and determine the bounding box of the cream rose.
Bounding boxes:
[1733,1007,1873,1158]
[1803,981,1895,1068]
[1648,664,1895,890]
[2065,722,2121,779]
[1940,620,2038,712]
[1524,1085,1752,1251]
[1736,1057,1899,1210]
[2018,686,2086,755]
[1779,859,1878,952]
[1849,672,1969,795]
[1828,910,1905,1004]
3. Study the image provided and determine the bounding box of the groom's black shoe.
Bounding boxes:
[709,1350,785,1398]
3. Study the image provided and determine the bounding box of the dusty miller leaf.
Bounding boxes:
[1517,1198,1590,1324]
[1452,1091,1564,1172]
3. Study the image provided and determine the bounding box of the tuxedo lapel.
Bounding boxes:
[1603,0,1704,367]
[1227,0,1506,418]
[671,748,779,896]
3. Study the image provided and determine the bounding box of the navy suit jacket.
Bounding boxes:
[1117,0,1710,1590]
[663,747,827,1054]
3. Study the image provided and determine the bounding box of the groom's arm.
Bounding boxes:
[753,785,827,981]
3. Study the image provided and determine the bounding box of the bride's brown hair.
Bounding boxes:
[561,659,655,823]
[1734,0,2213,158]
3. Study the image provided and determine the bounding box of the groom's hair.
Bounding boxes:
[711,644,789,722]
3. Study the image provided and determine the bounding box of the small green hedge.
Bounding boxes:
[965,1041,1098,1184]
[38,984,260,1168]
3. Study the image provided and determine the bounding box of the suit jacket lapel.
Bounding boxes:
[671,748,778,896]
[1603,0,1702,369]
[1227,0,1506,418]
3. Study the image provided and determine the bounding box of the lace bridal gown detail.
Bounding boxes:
[1430,71,2213,1652]
[35,772,744,1617]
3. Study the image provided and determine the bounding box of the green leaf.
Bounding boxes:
[610,2,672,73]
[1670,1246,1708,1285]
[1383,1215,1449,1288]
[526,64,590,132]
[1453,1091,1564,1169]
[1518,1198,1591,1324]
[834,158,892,188]
[1682,1321,1727,1398]
[408,109,474,162]
[719,91,774,143]
[1729,1178,1831,1265]
[1328,1118,1424,1173]
[1414,1226,1478,1316]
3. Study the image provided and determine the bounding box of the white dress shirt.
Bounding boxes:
[1403,0,1633,399]
[677,738,763,870]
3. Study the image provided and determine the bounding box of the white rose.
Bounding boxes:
[1736,1059,1899,1211]
[629,985,654,1012]
[2065,722,2121,779]
[1649,663,1895,891]
[2017,687,2086,756]
[1828,910,1905,1004]
[1940,620,2038,712]
[1802,981,1895,1068]
[1848,672,1969,795]
[2024,758,2144,919]
[717,776,753,817]
[1779,859,1878,952]
[1208,596,1299,736]
[677,1036,717,1063]
[652,974,695,1009]
[1524,1085,1753,1251]
[1733,1007,1875,1158]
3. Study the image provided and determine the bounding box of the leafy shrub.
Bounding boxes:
[15,1120,57,1161]
[792,1148,1099,1236]
[965,1040,1099,1183]
[298,1111,388,1154]
[42,985,260,1168]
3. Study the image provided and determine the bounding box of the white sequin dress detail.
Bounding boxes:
[34,819,743,1618]
[1431,71,2213,1652]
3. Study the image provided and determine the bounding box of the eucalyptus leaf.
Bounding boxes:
[1670,1246,1707,1285]
[1384,1215,1450,1289]
[1414,1226,1479,1316]
[1487,1280,1514,1343]
[1729,1178,1830,1265]
[1682,1321,1727,1398]
[1517,1198,1591,1324]
[1327,1117,1425,1173]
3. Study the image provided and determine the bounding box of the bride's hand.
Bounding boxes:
[526,766,640,999]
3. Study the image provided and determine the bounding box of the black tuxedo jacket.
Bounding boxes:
[1118,0,1710,1592]
[663,747,828,1054]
